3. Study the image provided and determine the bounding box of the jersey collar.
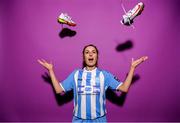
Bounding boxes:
[83,67,97,73]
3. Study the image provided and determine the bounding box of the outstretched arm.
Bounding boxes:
[37,59,64,94]
[118,56,148,92]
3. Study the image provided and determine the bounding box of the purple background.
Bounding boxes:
[1,0,180,122]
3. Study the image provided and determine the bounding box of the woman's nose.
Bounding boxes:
[89,52,93,56]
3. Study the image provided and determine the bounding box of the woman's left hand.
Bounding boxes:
[131,56,148,68]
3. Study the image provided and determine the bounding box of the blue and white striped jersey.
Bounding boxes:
[59,67,122,119]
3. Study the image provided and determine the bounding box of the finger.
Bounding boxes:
[41,59,47,63]
[136,60,142,65]
[139,57,145,62]
[37,59,41,62]
[138,56,148,64]
[132,58,134,63]
[37,59,42,64]
[140,56,148,62]
[135,59,143,65]
[143,56,148,61]
[135,58,142,63]
[37,59,44,65]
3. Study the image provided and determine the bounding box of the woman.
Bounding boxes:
[38,44,148,122]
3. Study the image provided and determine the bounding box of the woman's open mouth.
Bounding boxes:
[88,58,94,63]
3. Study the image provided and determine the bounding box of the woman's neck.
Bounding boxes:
[85,66,96,71]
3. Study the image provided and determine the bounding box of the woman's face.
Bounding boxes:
[83,46,98,68]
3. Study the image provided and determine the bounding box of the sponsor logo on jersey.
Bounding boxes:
[78,85,100,95]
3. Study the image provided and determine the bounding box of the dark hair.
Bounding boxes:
[82,44,99,68]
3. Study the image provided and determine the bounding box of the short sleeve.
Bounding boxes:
[59,70,77,92]
[103,71,123,90]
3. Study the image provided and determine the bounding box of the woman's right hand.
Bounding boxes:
[37,59,53,71]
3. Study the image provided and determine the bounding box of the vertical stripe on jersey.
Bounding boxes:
[103,87,107,114]
[95,70,101,118]
[90,70,97,119]
[99,72,105,116]
[81,71,87,119]
[76,70,83,118]
[86,72,91,119]
[74,70,79,116]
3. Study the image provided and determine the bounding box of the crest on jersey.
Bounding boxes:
[114,76,120,82]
